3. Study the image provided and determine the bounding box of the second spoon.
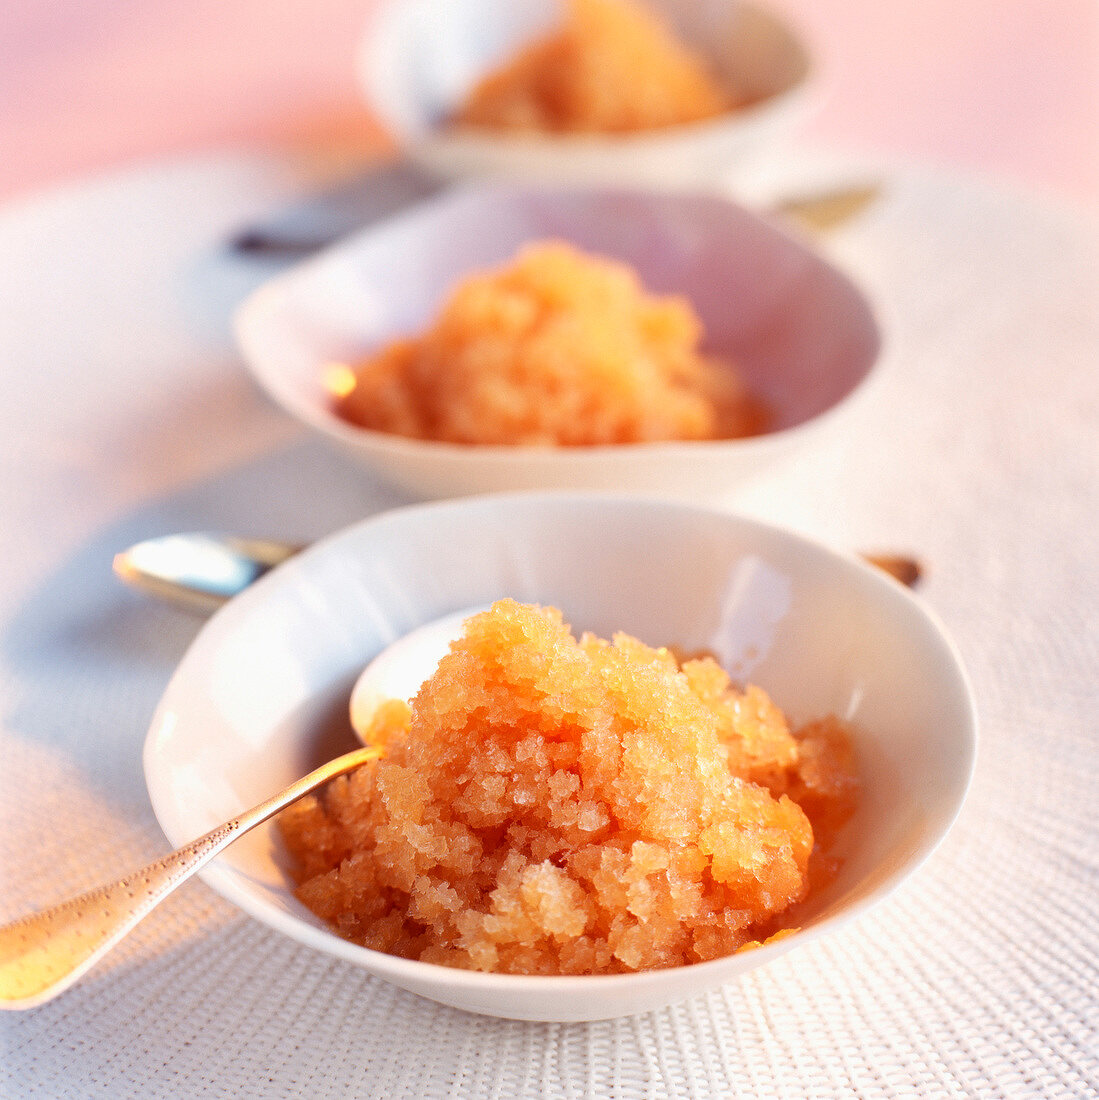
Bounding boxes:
[113,534,921,614]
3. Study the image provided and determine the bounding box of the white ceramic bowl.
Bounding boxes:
[234,185,881,502]
[358,0,814,187]
[144,493,976,1022]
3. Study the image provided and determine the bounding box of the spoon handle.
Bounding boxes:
[229,179,882,258]
[0,746,380,1011]
[115,533,923,616]
[113,535,303,615]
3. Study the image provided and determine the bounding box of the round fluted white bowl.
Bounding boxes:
[144,493,976,1022]
[234,185,882,502]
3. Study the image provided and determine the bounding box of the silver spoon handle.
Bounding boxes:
[0,745,380,1010]
[112,535,303,614]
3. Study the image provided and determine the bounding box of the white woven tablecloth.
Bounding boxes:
[1,152,1096,1098]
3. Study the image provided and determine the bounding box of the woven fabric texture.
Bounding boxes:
[1,155,1096,1098]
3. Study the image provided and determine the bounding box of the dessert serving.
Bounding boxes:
[235,185,881,500]
[330,241,767,446]
[357,0,816,191]
[279,600,858,976]
[453,0,743,135]
[144,495,976,1018]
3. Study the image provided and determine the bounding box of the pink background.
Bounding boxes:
[2,0,1097,208]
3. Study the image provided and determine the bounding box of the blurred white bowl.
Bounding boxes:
[359,0,814,187]
[234,185,881,502]
[144,493,977,1022]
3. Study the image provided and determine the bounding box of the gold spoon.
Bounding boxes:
[10,529,918,1009]
[0,745,380,1011]
[773,183,882,234]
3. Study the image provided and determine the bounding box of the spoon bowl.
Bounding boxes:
[349,605,487,738]
[142,494,975,1021]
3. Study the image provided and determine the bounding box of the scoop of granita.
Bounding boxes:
[279,600,857,974]
[454,0,739,134]
[333,241,766,446]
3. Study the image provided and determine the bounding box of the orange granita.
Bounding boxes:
[454,0,739,134]
[333,241,765,446]
[279,601,858,975]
